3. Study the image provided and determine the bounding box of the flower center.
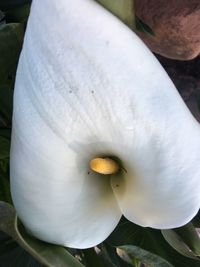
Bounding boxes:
[89,157,120,175]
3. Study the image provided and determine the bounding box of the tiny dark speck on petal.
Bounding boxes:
[69,90,72,93]
[91,90,94,94]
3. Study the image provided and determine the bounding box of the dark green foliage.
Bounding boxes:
[107,216,200,267]
[0,0,31,11]
[135,16,154,36]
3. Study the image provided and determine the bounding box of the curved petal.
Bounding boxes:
[111,125,200,229]
[11,0,200,250]
[10,79,121,248]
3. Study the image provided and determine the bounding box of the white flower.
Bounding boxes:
[10,0,200,249]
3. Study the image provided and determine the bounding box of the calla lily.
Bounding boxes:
[10,0,200,249]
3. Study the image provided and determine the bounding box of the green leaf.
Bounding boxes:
[174,223,200,256]
[0,128,11,139]
[0,87,13,127]
[95,0,135,30]
[107,217,200,267]
[0,235,19,257]
[135,16,154,36]
[0,0,31,11]
[0,23,21,127]
[0,235,44,267]
[0,23,24,88]
[117,245,173,267]
[161,229,198,260]
[0,135,11,203]
[162,223,200,259]
[0,202,16,236]
[0,155,9,173]
[192,211,200,228]
[16,221,85,267]
[99,243,130,267]
[0,202,85,267]
[82,248,107,267]
[0,9,5,23]
[0,135,10,159]
[0,166,12,203]
[5,3,30,23]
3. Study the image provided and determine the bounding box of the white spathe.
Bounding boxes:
[10,0,200,249]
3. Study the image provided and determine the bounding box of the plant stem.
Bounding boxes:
[95,0,136,30]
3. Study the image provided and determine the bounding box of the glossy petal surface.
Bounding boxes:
[10,0,200,249]
[11,73,121,248]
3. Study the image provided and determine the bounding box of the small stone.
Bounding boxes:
[135,0,200,60]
